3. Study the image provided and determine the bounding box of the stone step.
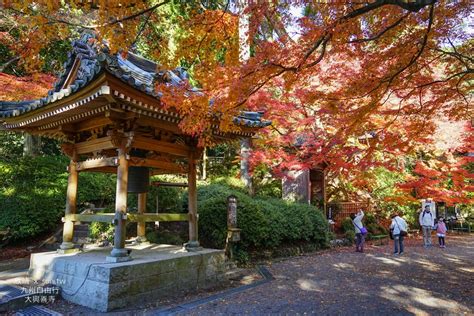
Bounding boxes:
[74,229,89,235]
[40,223,90,249]
[43,242,87,251]
[74,230,89,238]
[224,268,247,281]
[72,237,90,245]
[225,261,237,270]
[74,224,89,232]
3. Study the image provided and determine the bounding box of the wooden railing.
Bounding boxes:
[64,213,189,223]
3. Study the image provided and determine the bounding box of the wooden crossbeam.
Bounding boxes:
[132,135,190,157]
[135,117,181,134]
[128,213,189,222]
[75,136,114,154]
[65,214,114,223]
[151,169,184,175]
[151,181,188,187]
[76,157,118,171]
[86,166,118,174]
[64,213,189,223]
[74,116,113,132]
[129,157,186,173]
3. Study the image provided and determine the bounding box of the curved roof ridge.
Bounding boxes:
[1,32,271,129]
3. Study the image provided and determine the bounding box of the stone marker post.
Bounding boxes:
[225,195,241,259]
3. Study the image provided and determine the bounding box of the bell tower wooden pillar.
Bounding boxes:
[59,158,79,252]
[137,192,147,241]
[108,146,132,261]
[185,150,200,250]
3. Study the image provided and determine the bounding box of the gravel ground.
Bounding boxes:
[6,235,473,315]
[178,235,474,316]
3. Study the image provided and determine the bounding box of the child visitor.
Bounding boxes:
[435,217,447,248]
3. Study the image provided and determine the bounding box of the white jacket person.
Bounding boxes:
[352,210,364,234]
[419,208,434,227]
[391,216,408,235]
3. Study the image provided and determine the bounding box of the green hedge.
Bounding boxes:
[0,156,116,240]
[340,217,355,242]
[198,183,329,251]
[127,182,186,214]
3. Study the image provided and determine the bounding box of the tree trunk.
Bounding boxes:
[238,5,254,196]
[23,134,41,157]
[240,138,254,196]
[201,147,207,180]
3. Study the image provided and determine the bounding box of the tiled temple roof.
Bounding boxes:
[0,32,271,129]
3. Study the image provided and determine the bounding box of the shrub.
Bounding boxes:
[345,230,355,243]
[341,217,354,234]
[340,217,355,243]
[364,213,377,226]
[252,164,282,198]
[0,156,116,240]
[366,223,382,235]
[127,175,187,213]
[78,173,116,207]
[197,183,329,252]
[146,230,185,245]
[341,215,387,240]
[0,156,68,239]
[89,222,114,242]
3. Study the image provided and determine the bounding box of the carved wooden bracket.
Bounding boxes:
[61,143,77,160]
[107,130,134,153]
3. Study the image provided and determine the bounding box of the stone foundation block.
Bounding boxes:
[29,246,227,312]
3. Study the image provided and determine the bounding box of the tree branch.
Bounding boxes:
[234,0,438,109]
[233,67,286,109]
[0,56,20,72]
[433,40,474,68]
[92,1,170,28]
[348,13,409,43]
[304,34,331,69]
[383,4,435,85]
[11,1,170,29]
[264,11,296,45]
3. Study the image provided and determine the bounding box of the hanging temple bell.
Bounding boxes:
[127,167,150,193]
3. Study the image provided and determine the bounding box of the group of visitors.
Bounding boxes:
[351,205,449,255]
[419,205,448,248]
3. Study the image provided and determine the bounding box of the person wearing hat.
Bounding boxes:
[419,205,435,247]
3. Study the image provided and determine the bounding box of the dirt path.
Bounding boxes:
[178,235,474,315]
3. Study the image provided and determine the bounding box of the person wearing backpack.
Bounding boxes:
[350,210,367,253]
[419,205,435,247]
[390,213,408,255]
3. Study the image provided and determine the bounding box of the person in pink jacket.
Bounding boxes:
[434,217,448,248]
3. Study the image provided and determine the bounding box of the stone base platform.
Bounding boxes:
[29,244,226,312]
